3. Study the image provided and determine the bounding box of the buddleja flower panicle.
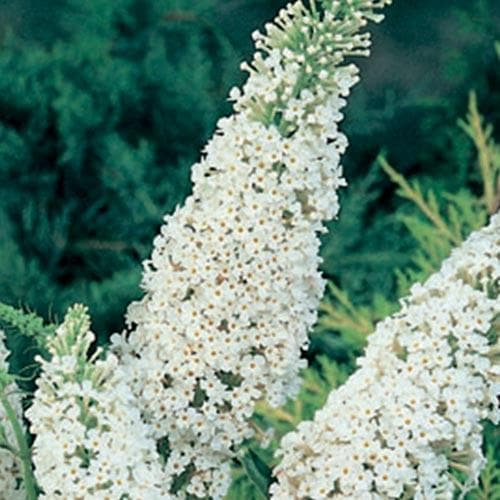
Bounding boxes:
[272,214,500,499]
[112,1,390,497]
[27,305,170,499]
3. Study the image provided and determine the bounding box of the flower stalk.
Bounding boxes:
[0,380,37,500]
[0,331,29,497]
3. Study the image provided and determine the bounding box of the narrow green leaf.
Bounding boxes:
[241,449,272,499]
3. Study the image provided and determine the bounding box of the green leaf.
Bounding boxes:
[241,449,273,499]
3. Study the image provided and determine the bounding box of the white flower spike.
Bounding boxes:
[112,0,391,497]
[27,305,170,499]
[272,214,500,499]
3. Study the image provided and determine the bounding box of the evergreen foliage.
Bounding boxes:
[0,0,241,338]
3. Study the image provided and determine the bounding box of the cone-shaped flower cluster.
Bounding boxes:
[111,0,390,497]
[26,305,169,499]
[0,331,25,499]
[272,215,500,499]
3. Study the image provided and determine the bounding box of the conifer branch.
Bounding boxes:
[0,303,55,347]
[378,155,463,245]
[458,91,500,215]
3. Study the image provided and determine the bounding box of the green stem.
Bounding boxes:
[309,0,318,16]
[0,391,37,499]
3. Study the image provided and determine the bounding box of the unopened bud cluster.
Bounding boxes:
[234,0,392,132]
[272,215,500,499]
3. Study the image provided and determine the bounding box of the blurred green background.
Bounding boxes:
[0,0,498,340]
